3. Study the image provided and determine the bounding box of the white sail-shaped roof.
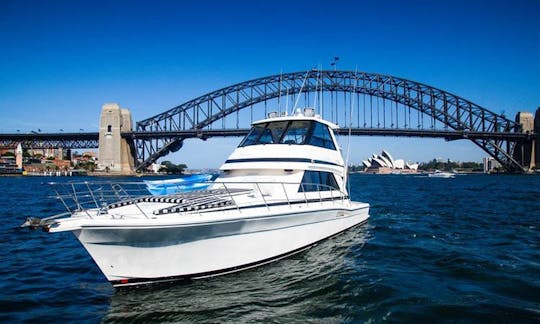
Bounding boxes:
[362,150,417,172]
[406,162,419,170]
[381,150,395,168]
[394,159,405,169]
[371,157,388,168]
[379,154,393,168]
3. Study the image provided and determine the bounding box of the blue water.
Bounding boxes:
[1,174,539,322]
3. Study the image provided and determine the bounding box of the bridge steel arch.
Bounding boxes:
[134,70,532,172]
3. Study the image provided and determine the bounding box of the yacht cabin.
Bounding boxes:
[216,108,346,199]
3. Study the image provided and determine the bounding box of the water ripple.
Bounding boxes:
[1,174,539,322]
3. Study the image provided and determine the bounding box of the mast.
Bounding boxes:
[343,67,357,192]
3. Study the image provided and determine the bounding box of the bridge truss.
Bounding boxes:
[0,133,99,149]
[135,70,532,172]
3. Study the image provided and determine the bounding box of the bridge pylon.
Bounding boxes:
[535,107,540,170]
[97,103,135,175]
[513,112,536,171]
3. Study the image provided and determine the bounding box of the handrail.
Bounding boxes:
[254,183,269,210]
[281,182,290,208]
[221,182,240,213]
[45,180,349,217]
[85,181,100,209]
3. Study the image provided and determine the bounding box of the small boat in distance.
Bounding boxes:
[22,108,370,288]
[428,170,456,178]
[144,174,213,195]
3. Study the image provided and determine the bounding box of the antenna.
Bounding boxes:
[292,71,309,115]
[285,87,290,115]
[343,66,357,192]
[320,64,324,117]
[312,66,320,111]
[278,70,283,115]
[331,56,340,71]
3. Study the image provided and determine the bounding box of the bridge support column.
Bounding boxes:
[535,107,540,170]
[513,112,535,171]
[97,103,135,175]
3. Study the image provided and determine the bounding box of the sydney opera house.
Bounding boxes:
[362,150,419,174]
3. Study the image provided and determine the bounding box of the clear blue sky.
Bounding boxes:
[1,0,539,168]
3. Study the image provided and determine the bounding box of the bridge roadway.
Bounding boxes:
[0,132,100,149]
[128,128,535,141]
[0,128,534,149]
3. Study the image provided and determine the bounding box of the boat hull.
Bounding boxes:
[73,204,369,287]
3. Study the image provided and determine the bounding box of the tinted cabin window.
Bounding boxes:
[240,122,288,146]
[281,121,310,144]
[308,122,335,150]
[258,127,274,144]
[239,120,336,150]
[298,171,340,192]
[240,125,265,146]
[266,121,288,144]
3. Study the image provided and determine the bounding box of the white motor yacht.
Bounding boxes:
[22,108,370,287]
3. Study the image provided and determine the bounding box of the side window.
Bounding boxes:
[308,122,336,150]
[320,172,340,190]
[239,124,265,147]
[299,171,340,192]
[107,125,112,133]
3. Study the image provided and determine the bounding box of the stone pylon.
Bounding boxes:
[514,111,535,171]
[97,103,135,175]
[535,107,540,169]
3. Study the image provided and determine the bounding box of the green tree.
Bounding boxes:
[158,161,187,174]
[77,161,96,172]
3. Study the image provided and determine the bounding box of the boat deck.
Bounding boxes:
[106,188,249,215]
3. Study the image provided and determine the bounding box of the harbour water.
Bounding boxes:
[1,174,538,322]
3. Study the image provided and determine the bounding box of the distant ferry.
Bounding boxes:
[428,170,456,178]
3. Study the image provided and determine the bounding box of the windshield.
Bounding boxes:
[239,120,336,150]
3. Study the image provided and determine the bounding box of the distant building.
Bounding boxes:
[15,143,23,169]
[362,150,418,174]
[0,156,22,175]
[27,148,64,159]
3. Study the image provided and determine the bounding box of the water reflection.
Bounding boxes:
[104,224,371,323]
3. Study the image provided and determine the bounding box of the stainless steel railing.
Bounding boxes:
[45,180,349,218]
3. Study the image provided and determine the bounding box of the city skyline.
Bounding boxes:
[1,0,539,168]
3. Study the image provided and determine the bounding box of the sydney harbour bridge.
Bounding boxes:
[1,70,538,173]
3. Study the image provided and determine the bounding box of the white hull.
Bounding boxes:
[75,202,369,286]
